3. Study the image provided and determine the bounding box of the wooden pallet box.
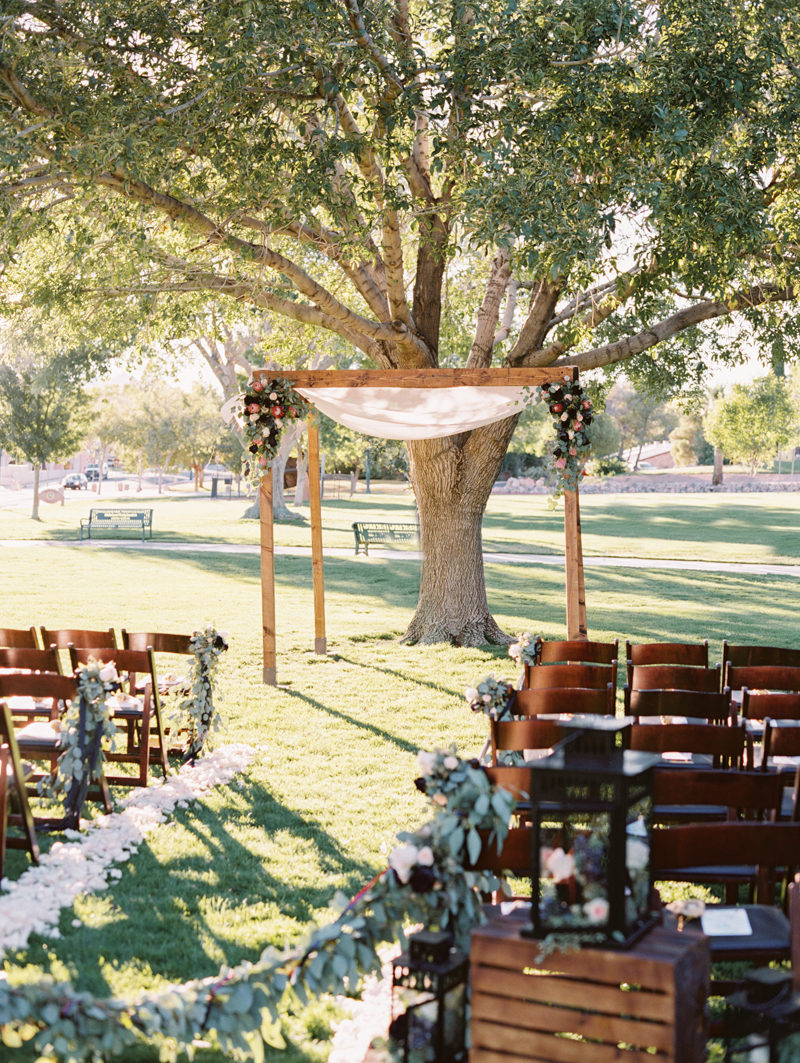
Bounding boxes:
[470,912,709,1063]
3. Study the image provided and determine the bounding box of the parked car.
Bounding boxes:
[85,463,109,481]
[62,472,89,490]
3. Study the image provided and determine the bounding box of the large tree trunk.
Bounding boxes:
[402,415,518,646]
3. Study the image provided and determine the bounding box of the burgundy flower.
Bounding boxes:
[409,866,436,893]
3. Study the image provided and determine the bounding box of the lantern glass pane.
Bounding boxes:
[405,993,438,1062]
[539,812,610,929]
[625,793,653,933]
[443,983,466,1050]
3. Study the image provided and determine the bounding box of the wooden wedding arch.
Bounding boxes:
[253,366,588,685]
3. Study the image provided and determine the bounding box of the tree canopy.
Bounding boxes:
[704,374,798,475]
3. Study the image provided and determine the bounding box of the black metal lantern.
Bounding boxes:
[523,717,660,947]
[390,930,469,1062]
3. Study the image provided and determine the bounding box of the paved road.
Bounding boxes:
[1,537,798,578]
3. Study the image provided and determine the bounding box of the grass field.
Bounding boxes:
[1,497,799,1061]
[3,488,800,565]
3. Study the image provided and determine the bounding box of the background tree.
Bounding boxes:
[704,375,798,477]
[606,382,679,468]
[669,411,714,467]
[2,1,800,643]
[0,337,89,518]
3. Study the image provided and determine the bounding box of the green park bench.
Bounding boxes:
[352,521,419,556]
[80,508,154,542]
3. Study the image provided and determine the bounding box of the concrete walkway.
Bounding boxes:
[2,537,799,578]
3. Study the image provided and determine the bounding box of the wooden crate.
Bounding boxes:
[470,912,709,1063]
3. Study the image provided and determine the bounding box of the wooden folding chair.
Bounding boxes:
[8,674,113,817]
[761,721,800,822]
[723,643,800,688]
[630,720,746,769]
[507,685,613,717]
[651,823,800,967]
[68,645,168,785]
[625,640,708,686]
[490,717,568,767]
[743,689,800,723]
[522,664,616,713]
[0,702,39,879]
[627,663,722,697]
[0,671,73,722]
[121,630,193,693]
[0,646,61,676]
[727,665,800,696]
[626,686,733,722]
[0,627,40,650]
[524,641,618,689]
[41,627,116,676]
[652,767,785,825]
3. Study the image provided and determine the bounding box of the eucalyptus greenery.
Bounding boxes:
[508,631,542,670]
[236,378,312,485]
[37,662,118,829]
[0,751,514,1062]
[177,626,229,763]
[464,674,515,720]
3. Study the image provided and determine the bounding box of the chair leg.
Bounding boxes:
[138,704,151,787]
[149,697,169,779]
[0,748,8,882]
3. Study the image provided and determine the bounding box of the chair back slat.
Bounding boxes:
[0,673,77,701]
[727,665,800,693]
[653,768,784,817]
[0,627,40,649]
[482,766,533,802]
[538,639,619,665]
[742,690,800,721]
[723,643,800,671]
[625,641,708,685]
[628,664,721,694]
[509,685,613,717]
[525,663,614,690]
[41,627,117,650]
[651,822,800,879]
[122,630,193,655]
[491,719,567,764]
[762,720,800,762]
[631,721,745,767]
[628,687,731,721]
[68,645,154,676]
[0,647,60,673]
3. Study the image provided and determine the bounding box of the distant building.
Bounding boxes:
[621,441,675,470]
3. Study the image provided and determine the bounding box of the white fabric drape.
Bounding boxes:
[294,386,531,440]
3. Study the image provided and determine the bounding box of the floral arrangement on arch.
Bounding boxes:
[176,625,229,763]
[238,376,312,484]
[464,674,515,720]
[508,631,542,669]
[537,379,593,500]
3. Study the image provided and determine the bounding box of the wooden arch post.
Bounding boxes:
[255,366,588,683]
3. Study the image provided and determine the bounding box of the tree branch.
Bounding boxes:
[524,275,637,365]
[504,278,563,364]
[466,250,510,369]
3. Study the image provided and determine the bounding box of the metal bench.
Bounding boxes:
[80,508,153,542]
[352,521,419,556]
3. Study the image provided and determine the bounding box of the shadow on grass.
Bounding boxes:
[282,688,421,755]
[334,652,465,700]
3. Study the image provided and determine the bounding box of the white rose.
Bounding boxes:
[269,392,277,400]
[508,644,520,658]
[262,428,270,437]
[626,838,650,873]
[482,694,492,703]
[545,847,575,883]
[389,844,419,884]
[443,755,459,771]
[416,750,437,776]
[249,413,259,422]
[583,897,610,924]
[416,846,435,866]
[464,687,479,702]
[98,663,118,683]
[561,413,569,421]
[432,793,448,806]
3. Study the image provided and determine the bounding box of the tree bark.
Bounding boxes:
[402,414,518,646]
[712,447,724,486]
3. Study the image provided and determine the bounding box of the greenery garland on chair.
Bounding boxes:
[0,751,515,1062]
[37,662,118,830]
[237,377,312,484]
[176,626,229,763]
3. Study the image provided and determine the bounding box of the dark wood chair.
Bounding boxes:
[526,639,619,690]
[0,646,61,676]
[490,717,568,767]
[507,685,614,717]
[630,720,746,769]
[625,686,733,722]
[0,627,40,650]
[652,767,785,825]
[742,689,800,723]
[68,645,169,786]
[0,671,73,722]
[727,665,800,696]
[0,702,39,879]
[723,642,800,688]
[121,630,193,699]
[41,627,117,676]
[522,664,617,714]
[627,663,722,696]
[761,721,800,822]
[651,823,800,966]
[625,640,708,686]
[6,673,113,817]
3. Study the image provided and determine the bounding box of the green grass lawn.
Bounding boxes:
[1,506,799,1060]
[3,489,800,565]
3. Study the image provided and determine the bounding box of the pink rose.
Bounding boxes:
[569,448,577,456]
[555,457,567,469]
[252,381,263,392]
